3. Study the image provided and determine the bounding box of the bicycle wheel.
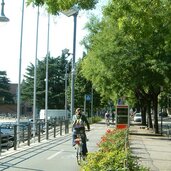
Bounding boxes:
[76,145,82,165]
[106,119,109,126]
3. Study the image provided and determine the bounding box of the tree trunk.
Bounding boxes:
[147,100,153,128]
[153,95,159,134]
[141,106,147,126]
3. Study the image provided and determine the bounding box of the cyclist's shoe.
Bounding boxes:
[82,155,86,161]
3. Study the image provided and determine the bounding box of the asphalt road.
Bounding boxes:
[0,122,108,171]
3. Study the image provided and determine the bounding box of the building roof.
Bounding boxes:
[9,83,17,95]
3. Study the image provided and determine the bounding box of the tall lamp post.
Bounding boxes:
[33,5,40,141]
[45,13,50,140]
[0,0,9,22]
[17,0,25,147]
[62,6,79,116]
[62,48,71,119]
[64,60,69,119]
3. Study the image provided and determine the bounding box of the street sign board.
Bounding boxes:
[85,94,91,101]
[116,105,129,129]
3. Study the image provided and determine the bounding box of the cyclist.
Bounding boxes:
[72,108,90,158]
[105,111,110,126]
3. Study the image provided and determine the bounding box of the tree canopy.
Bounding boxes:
[74,58,102,114]
[21,54,71,110]
[26,0,97,14]
[81,0,171,132]
[0,71,14,104]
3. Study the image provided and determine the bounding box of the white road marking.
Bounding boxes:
[61,154,76,159]
[47,150,63,160]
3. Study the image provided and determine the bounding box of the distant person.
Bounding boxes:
[105,111,110,126]
[130,108,133,116]
[72,108,90,157]
[112,111,115,123]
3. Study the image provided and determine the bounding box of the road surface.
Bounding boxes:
[0,122,109,171]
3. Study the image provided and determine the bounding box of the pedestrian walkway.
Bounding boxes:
[129,124,171,171]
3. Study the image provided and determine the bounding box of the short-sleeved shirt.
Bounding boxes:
[72,114,90,130]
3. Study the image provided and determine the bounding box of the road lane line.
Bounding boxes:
[47,150,63,160]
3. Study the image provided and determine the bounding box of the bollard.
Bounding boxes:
[60,121,62,136]
[0,126,1,154]
[14,125,17,150]
[22,126,25,143]
[28,124,31,146]
[65,120,67,134]
[46,121,49,140]
[54,118,57,138]
[6,134,9,151]
[161,115,163,136]
[38,123,41,143]
[167,125,170,138]
[65,120,69,134]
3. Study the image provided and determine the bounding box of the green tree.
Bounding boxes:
[21,54,71,110]
[81,0,171,133]
[26,0,97,14]
[73,58,102,116]
[0,71,14,104]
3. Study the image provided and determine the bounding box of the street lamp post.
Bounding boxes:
[17,0,25,147]
[65,61,68,119]
[33,5,40,141]
[45,13,50,140]
[0,0,9,22]
[62,48,71,119]
[62,6,79,116]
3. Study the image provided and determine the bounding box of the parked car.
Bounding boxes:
[159,112,168,117]
[0,131,14,148]
[133,113,142,122]
[0,124,14,135]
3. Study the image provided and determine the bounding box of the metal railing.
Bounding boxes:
[0,117,71,155]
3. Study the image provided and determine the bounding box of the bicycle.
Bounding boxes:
[105,117,110,126]
[74,134,83,165]
[74,130,88,165]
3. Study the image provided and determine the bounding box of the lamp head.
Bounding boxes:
[0,15,9,22]
[0,0,9,22]
[62,48,70,55]
[62,6,79,17]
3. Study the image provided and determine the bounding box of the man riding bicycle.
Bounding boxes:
[72,108,90,158]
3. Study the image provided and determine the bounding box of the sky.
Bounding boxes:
[0,0,107,84]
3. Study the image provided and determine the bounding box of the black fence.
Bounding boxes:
[0,117,70,155]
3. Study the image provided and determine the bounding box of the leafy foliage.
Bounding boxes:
[21,54,71,110]
[82,0,171,95]
[81,128,149,171]
[81,0,171,132]
[0,71,14,104]
[26,0,97,14]
[74,59,102,113]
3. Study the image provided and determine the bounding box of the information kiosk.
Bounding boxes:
[116,105,129,129]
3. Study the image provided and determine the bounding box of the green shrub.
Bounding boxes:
[81,128,149,171]
[88,116,102,124]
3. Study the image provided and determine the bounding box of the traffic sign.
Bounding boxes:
[86,94,91,101]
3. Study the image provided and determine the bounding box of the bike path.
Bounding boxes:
[0,121,109,171]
